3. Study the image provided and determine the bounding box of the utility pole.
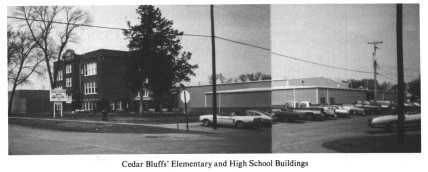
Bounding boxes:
[210,4,217,129]
[368,41,382,104]
[396,4,405,145]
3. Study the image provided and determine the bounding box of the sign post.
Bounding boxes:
[50,89,67,118]
[170,89,180,131]
[180,90,190,132]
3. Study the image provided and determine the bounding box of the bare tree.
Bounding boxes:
[13,6,92,89]
[8,26,44,115]
[209,73,229,84]
[238,72,271,82]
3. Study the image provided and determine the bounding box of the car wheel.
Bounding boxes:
[386,122,398,132]
[202,120,211,127]
[236,121,245,129]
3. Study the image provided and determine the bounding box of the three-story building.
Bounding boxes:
[54,49,152,112]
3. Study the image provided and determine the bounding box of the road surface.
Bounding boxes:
[272,115,420,153]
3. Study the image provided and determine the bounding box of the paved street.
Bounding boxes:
[9,122,271,154]
[9,114,421,154]
[272,115,421,153]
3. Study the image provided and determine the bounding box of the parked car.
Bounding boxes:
[332,105,350,118]
[317,105,337,118]
[270,108,305,122]
[265,109,282,121]
[368,110,421,132]
[355,103,382,115]
[199,110,262,129]
[342,104,366,116]
[282,101,327,121]
[246,110,272,127]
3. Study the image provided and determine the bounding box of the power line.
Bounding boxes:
[182,33,211,38]
[8,16,212,39]
[7,15,387,76]
[8,16,125,31]
[215,36,271,51]
[215,35,373,75]
[378,73,397,82]
[271,53,372,74]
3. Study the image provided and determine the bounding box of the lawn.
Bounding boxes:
[322,134,421,153]
[10,111,200,124]
[8,117,207,134]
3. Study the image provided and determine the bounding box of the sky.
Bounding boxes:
[271,4,420,84]
[7,4,420,91]
[7,5,271,90]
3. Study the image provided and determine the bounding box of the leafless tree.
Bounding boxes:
[209,73,229,84]
[13,6,92,89]
[8,26,44,115]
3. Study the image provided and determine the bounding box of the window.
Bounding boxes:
[84,62,97,76]
[66,77,72,87]
[84,82,97,94]
[116,101,122,110]
[110,101,115,110]
[254,112,262,116]
[66,64,72,73]
[57,70,63,81]
[320,97,326,104]
[83,101,95,111]
[329,98,335,104]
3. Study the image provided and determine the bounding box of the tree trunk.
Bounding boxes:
[8,86,17,116]
[8,59,25,115]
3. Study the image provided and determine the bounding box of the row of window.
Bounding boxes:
[57,63,97,81]
[66,64,72,73]
[320,97,335,104]
[138,90,150,97]
[66,78,72,87]
[110,101,123,111]
[82,101,125,111]
[82,101,96,111]
[83,63,97,76]
[84,82,97,94]
[55,80,96,95]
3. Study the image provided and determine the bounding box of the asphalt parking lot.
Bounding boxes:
[9,113,420,154]
[9,119,271,154]
[272,114,421,153]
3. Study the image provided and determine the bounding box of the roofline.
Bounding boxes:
[186,76,350,88]
[83,49,129,55]
[205,86,397,94]
[185,79,272,88]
